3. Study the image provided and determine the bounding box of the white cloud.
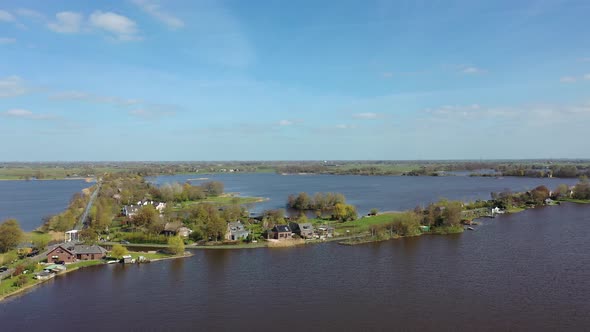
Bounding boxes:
[0,76,26,98]
[381,72,393,78]
[0,10,15,22]
[131,0,184,29]
[278,120,293,126]
[353,112,379,119]
[89,11,139,40]
[47,11,83,33]
[584,74,590,80]
[2,109,56,120]
[0,37,16,44]
[560,76,577,83]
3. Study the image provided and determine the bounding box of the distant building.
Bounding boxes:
[225,221,249,241]
[123,201,166,217]
[163,221,193,238]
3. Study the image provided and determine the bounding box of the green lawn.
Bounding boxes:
[172,195,265,210]
[558,198,590,204]
[336,213,403,234]
[67,260,105,269]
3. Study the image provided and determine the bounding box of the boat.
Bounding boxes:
[467,227,475,231]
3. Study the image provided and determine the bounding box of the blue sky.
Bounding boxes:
[1,0,589,161]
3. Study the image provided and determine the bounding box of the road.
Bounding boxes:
[1,182,101,280]
[74,181,101,230]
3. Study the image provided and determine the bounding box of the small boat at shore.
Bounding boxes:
[467,227,475,231]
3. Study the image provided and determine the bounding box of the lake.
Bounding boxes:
[0,180,90,231]
[151,173,579,215]
[1,202,589,331]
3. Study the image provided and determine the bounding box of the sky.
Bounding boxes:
[1,0,589,161]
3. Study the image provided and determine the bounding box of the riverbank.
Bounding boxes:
[0,251,191,302]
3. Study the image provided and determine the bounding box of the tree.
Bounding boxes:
[263,209,286,225]
[31,233,51,251]
[131,205,159,228]
[221,204,244,221]
[332,203,357,222]
[554,184,570,198]
[202,181,224,196]
[369,208,379,216]
[297,213,308,224]
[167,236,185,255]
[79,228,99,244]
[110,244,128,259]
[0,219,24,253]
[442,201,462,227]
[530,185,550,205]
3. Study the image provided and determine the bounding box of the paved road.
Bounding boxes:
[75,181,101,230]
[1,182,102,281]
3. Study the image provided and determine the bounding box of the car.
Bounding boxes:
[0,266,8,272]
[120,240,130,244]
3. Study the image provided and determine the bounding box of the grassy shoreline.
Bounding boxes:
[0,251,190,302]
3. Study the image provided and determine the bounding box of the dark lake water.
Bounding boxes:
[1,203,589,331]
[152,174,579,215]
[0,180,90,231]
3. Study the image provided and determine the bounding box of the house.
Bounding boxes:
[316,226,335,238]
[122,205,140,217]
[269,225,292,240]
[73,245,108,261]
[225,221,249,241]
[65,229,79,242]
[289,222,314,239]
[124,201,166,217]
[154,202,167,213]
[47,245,76,264]
[46,244,107,264]
[163,222,193,238]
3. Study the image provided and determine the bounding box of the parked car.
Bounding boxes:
[0,266,8,272]
[120,240,130,244]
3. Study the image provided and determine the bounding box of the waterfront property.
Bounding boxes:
[163,221,193,238]
[316,226,335,238]
[47,245,76,263]
[269,225,292,240]
[225,221,249,241]
[46,244,107,263]
[289,222,314,239]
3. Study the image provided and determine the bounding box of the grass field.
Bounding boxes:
[172,195,266,210]
[0,166,126,180]
[336,213,404,234]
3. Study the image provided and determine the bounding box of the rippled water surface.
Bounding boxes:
[0,180,90,231]
[1,203,589,331]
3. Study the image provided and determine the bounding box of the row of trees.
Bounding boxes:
[287,192,346,210]
[152,181,224,202]
[413,200,463,228]
[41,191,90,232]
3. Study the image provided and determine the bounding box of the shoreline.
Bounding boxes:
[0,252,191,303]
